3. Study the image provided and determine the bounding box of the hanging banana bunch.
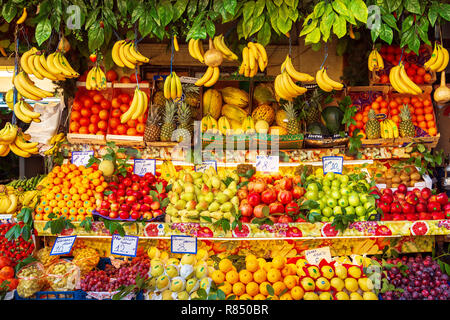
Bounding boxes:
[85,65,107,91]
[368,48,384,71]
[112,39,150,69]
[315,67,344,92]
[424,43,449,72]
[163,72,183,100]
[389,62,422,95]
[13,71,53,101]
[238,41,268,77]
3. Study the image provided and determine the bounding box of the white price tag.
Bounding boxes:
[179,76,199,84]
[50,236,77,255]
[111,235,139,257]
[171,235,197,254]
[71,151,94,167]
[133,159,156,176]
[255,155,279,172]
[305,246,332,265]
[322,156,343,174]
[195,160,217,173]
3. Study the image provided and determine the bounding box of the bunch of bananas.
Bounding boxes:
[194,66,220,87]
[316,67,344,92]
[13,71,53,101]
[217,116,233,135]
[0,123,39,158]
[281,55,315,82]
[424,43,449,72]
[163,72,182,100]
[21,47,79,81]
[201,114,219,134]
[120,87,148,124]
[4,88,21,110]
[13,99,41,123]
[21,189,40,209]
[85,66,107,91]
[8,174,46,191]
[274,71,308,101]
[241,116,256,134]
[159,161,178,182]
[380,119,399,139]
[212,34,238,61]
[0,187,18,214]
[188,39,205,63]
[238,41,268,77]
[389,62,422,95]
[112,40,150,69]
[367,49,384,71]
[44,132,66,156]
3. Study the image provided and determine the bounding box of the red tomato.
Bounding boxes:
[109,118,120,129]
[93,94,103,103]
[136,123,145,134]
[120,76,131,83]
[0,266,14,280]
[119,94,131,104]
[70,111,81,121]
[80,108,92,118]
[79,117,90,127]
[100,99,111,109]
[98,120,108,131]
[130,73,141,83]
[69,121,80,133]
[99,110,109,120]
[88,123,98,134]
[91,105,101,114]
[90,114,100,124]
[111,109,121,118]
[117,125,127,135]
[72,100,82,111]
[106,70,118,82]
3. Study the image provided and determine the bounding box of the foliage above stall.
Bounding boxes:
[0,0,449,56]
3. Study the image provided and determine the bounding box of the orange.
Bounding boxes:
[75,200,83,208]
[290,286,305,300]
[66,200,74,208]
[53,177,62,185]
[95,185,105,193]
[424,106,433,114]
[232,282,246,296]
[80,194,89,201]
[71,194,80,201]
[78,208,86,215]
[43,206,52,214]
[375,96,383,102]
[267,268,281,283]
[211,270,225,284]
[272,281,287,295]
[40,200,48,207]
[52,166,61,173]
[371,102,380,109]
[389,100,398,108]
[272,256,286,270]
[410,115,417,122]
[253,269,267,284]
[424,114,434,121]
[362,116,369,123]
[54,193,63,201]
[245,282,259,296]
[239,294,253,300]
[355,113,363,121]
[379,107,388,114]
[57,200,66,208]
[61,207,69,215]
[218,282,232,295]
[225,270,239,284]
[283,275,297,289]
[48,172,56,179]
[52,207,61,214]
[219,259,233,273]
[69,187,78,195]
[35,206,44,214]
[402,97,411,105]
[76,215,85,222]
[423,99,432,107]
[69,208,77,215]
[259,281,271,296]
[63,194,71,201]
[49,200,58,207]
[83,200,92,208]
[426,120,435,128]
[417,115,425,122]
[246,259,259,273]
[390,108,399,115]
[239,270,253,284]
[392,115,400,123]
[57,172,66,179]
[263,262,273,272]
[43,214,51,221]
[413,101,423,109]
[428,127,437,136]
[34,213,42,221]
[415,108,424,115]
[418,121,427,129]
[280,292,293,300]
[254,294,266,300]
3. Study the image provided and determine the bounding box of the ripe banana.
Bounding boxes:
[213,35,238,61]
[85,66,107,91]
[15,132,39,152]
[16,8,27,24]
[253,42,268,70]
[274,74,293,101]
[242,116,255,134]
[188,39,205,63]
[204,67,220,87]
[389,63,421,95]
[112,39,150,69]
[13,100,41,123]
[218,116,232,135]
[195,66,219,87]
[120,87,148,123]
[164,73,172,99]
[164,72,183,99]
[0,195,11,214]
[48,132,66,145]
[398,63,422,94]
[0,144,10,157]
[205,115,219,134]
[0,123,18,145]
[282,55,314,82]
[13,72,53,100]
[5,89,21,110]
[426,44,449,72]
[368,49,384,71]
[20,47,38,75]
[315,68,334,92]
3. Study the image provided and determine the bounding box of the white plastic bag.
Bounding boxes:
[25,96,65,145]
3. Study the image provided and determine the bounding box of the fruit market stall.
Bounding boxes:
[0,0,449,302]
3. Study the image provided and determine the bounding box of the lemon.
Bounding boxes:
[344,278,359,292]
[320,265,335,279]
[300,277,315,291]
[350,292,364,300]
[98,160,115,177]
[335,265,348,279]
[358,277,374,291]
[319,292,333,300]
[315,277,330,291]
[303,292,319,300]
[330,277,345,291]
[363,292,378,300]
[348,265,362,278]
[335,291,350,300]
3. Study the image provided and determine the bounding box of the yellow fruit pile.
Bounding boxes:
[34,164,107,222]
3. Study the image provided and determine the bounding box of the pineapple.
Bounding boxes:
[182,83,200,108]
[152,90,167,109]
[160,101,177,142]
[176,102,194,143]
[304,89,323,125]
[283,102,301,134]
[365,109,380,139]
[399,105,415,137]
[144,107,162,142]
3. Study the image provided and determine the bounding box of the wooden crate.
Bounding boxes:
[105,134,145,147]
[67,133,106,145]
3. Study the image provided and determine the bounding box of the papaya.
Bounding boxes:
[203,89,222,119]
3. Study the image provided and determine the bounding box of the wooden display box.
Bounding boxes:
[201,133,304,150]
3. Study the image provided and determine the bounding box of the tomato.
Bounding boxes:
[98,110,109,120]
[90,114,100,124]
[120,76,131,83]
[72,100,82,111]
[100,99,111,110]
[136,123,145,134]
[91,105,101,115]
[109,118,120,129]
[119,94,131,104]
[117,125,127,135]
[69,121,80,133]
[97,120,108,131]
[79,126,89,134]
[83,97,94,108]
[414,75,424,84]
[106,70,118,82]
[80,108,92,118]
[70,111,81,121]
[130,73,141,83]
[0,257,11,269]
[87,90,97,97]
[3,278,18,290]
[120,104,129,113]
[93,93,103,103]
[111,98,121,109]
[127,128,137,136]
[127,119,137,128]
[79,117,90,127]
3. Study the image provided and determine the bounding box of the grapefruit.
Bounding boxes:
[410,221,429,236]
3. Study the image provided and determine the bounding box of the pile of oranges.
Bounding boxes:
[69,91,111,135]
[350,95,437,137]
[34,164,106,222]
[108,90,147,136]
[211,255,305,300]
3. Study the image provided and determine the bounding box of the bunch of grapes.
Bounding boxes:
[80,270,119,292]
[381,254,449,300]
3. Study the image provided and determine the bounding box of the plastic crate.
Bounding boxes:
[14,290,86,300]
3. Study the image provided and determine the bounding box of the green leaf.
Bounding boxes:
[401,15,414,33]
[439,3,450,21]
[254,0,265,17]
[85,7,100,30]
[2,1,17,23]
[332,0,349,17]
[305,27,321,44]
[266,284,274,296]
[332,15,347,39]
[300,18,318,36]
[117,0,128,17]
[386,0,402,13]
[313,1,326,19]
[249,14,265,37]
[380,24,393,45]
[273,0,283,6]
[243,1,255,23]
[103,7,118,30]
[382,14,399,31]
[88,22,105,51]
[158,1,174,27]
[277,15,292,35]
[320,11,335,42]
[349,0,368,23]
[404,0,421,14]
[223,0,237,14]
[35,19,52,46]
[173,0,189,21]
[257,20,271,46]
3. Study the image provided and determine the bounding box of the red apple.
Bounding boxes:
[277,190,293,205]
[436,193,449,205]
[416,203,427,213]
[237,188,249,200]
[126,195,136,205]
[119,211,130,220]
[150,201,161,210]
[100,201,110,209]
[117,189,126,197]
[247,192,261,207]
[427,201,441,212]
[269,202,285,214]
[292,186,306,199]
[397,184,407,194]
[107,193,117,202]
[239,203,253,217]
[390,202,402,214]
[285,202,299,215]
[140,204,150,212]
[109,211,119,219]
[143,195,152,204]
[261,189,277,204]
[402,202,415,214]
[120,203,130,212]
[253,180,267,193]
[405,192,419,205]
[278,215,293,223]
[253,204,268,218]
[110,203,119,212]
[99,209,109,216]
[381,194,394,204]
[130,211,140,220]
[131,203,141,211]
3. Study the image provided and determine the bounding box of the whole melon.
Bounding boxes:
[307,122,329,135]
[99,160,115,177]
[253,83,275,106]
[268,126,288,135]
[321,106,344,135]
[275,110,288,128]
[251,104,275,125]
[203,89,222,119]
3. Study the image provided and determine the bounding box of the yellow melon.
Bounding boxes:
[268,126,288,135]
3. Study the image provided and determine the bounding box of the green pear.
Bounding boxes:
[199,277,212,291]
[196,201,209,211]
[220,182,226,191]
[177,291,189,300]
[230,196,239,208]
[204,192,214,203]
[223,188,235,199]
[193,171,203,179]
[211,177,221,189]
[220,202,233,212]
[184,182,195,194]
[151,264,165,278]
[208,201,220,212]
[216,192,229,204]
[195,265,208,279]
[169,193,179,205]
[166,265,179,278]
[175,199,187,210]
[228,181,237,192]
[210,211,223,220]
[172,181,183,194]
[197,194,205,203]
[201,184,210,194]
[204,179,212,188]
[223,212,232,220]
[185,200,197,210]
[166,206,177,216]
[180,192,195,202]
[200,211,210,217]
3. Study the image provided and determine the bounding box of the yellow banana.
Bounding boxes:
[238,63,245,75]
[0,196,11,213]
[368,50,378,71]
[242,47,250,68]
[204,67,219,87]
[0,145,10,157]
[284,72,308,96]
[388,120,399,138]
[20,47,38,75]
[13,101,32,123]
[16,8,27,24]
[428,45,444,72]
[398,63,422,94]
[0,123,17,145]
[121,88,139,123]
[35,54,59,81]
[424,43,438,70]
[280,72,298,97]
[315,68,334,92]
[20,101,41,120]
[123,42,138,65]
[164,73,172,99]
[13,73,43,100]
[173,35,179,52]
[274,74,293,101]
[215,35,238,60]
[131,89,144,120]
[119,42,136,69]
[46,53,66,79]
[244,65,250,77]
[174,72,182,99]
[112,40,126,68]
[188,39,200,61]
[59,53,79,76]
[436,46,449,72]
[129,43,150,63]
[15,134,38,151]
[170,72,177,99]
[195,67,214,86]
[390,65,413,94]
[28,54,44,79]
[10,141,31,157]
[6,193,17,214]
[20,72,53,97]
[254,42,268,69]
[201,116,209,133]
[193,39,205,63]
[284,55,315,82]
[53,52,75,77]
[85,67,94,90]
[322,68,344,90]
[375,50,384,70]
[5,89,21,110]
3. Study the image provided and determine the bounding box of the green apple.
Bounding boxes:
[338,197,348,207]
[355,205,366,216]
[317,199,326,210]
[322,179,331,187]
[322,207,333,217]
[359,194,369,204]
[307,183,319,193]
[339,174,349,185]
[305,190,319,201]
[333,206,343,215]
[357,216,365,221]
[325,172,335,180]
[344,206,355,215]
[321,216,329,222]
[310,208,322,216]
[348,194,360,207]
[364,201,374,211]
[331,190,341,200]
[331,180,341,188]
[340,187,351,196]
[326,198,337,208]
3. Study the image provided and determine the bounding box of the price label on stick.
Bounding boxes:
[171,235,197,254]
[322,156,343,174]
[195,160,217,173]
[111,235,139,257]
[255,155,279,172]
[71,151,94,167]
[305,246,332,265]
[133,159,156,177]
[50,236,77,255]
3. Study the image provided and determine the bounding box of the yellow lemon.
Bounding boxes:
[335,264,348,279]
[254,293,266,300]
[330,277,345,291]
[345,278,359,292]
[303,292,319,300]
[306,266,321,279]
[290,286,305,300]
[348,265,362,279]
[300,277,315,291]
[350,292,364,300]
[358,278,374,292]
[335,291,350,300]
[319,292,333,300]
[315,277,330,291]
[320,265,335,279]
[363,292,378,300]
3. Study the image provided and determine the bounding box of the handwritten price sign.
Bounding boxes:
[71,151,94,167]
[111,235,139,257]
[195,160,217,173]
[133,159,156,177]
[305,246,332,265]
[50,236,77,255]
[255,155,279,173]
[322,156,343,174]
[171,235,197,254]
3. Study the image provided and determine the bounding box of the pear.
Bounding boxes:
[200,211,210,217]
[223,212,232,220]
[220,202,233,212]
[197,194,205,203]
[177,291,190,300]
[193,171,203,179]
[166,265,179,278]
[208,201,220,212]
[180,264,195,279]
[199,277,212,291]
[172,181,183,194]
[210,211,223,220]
[156,275,170,290]
[166,206,177,216]
[184,173,194,183]
[161,289,174,300]
[223,188,235,199]
[201,184,210,194]
[180,192,195,202]
[148,277,156,291]
[230,196,239,208]
[185,200,197,210]
[228,181,237,192]
[216,192,229,204]
[185,278,198,293]
[175,199,187,210]
[211,177,221,189]
[169,193,179,205]
[196,201,209,212]
[220,182,226,191]
[167,258,180,266]
[151,263,164,277]
[195,265,208,279]
[204,192,214,203]
[184,182,195,194]
[170,277,186,292]
[181,254,196,265]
